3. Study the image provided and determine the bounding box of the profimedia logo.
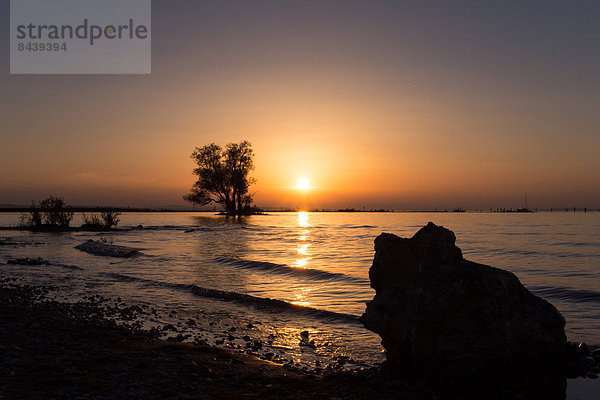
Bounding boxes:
[10,0,151,74]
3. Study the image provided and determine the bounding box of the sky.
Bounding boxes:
[1,0,599,210]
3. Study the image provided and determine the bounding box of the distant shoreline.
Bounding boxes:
[0,207,597,213]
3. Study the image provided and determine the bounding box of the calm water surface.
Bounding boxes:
[1,212,599,397]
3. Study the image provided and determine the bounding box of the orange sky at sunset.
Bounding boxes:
[1,1,599,210]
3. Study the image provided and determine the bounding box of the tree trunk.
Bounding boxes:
[236,190,242,216]
[224,193,234,215]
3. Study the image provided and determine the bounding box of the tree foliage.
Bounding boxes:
[21,196,74,228]
[184,141,257,216]
[82,210,121,229]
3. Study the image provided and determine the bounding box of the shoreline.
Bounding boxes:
[2,216,599,399]
[0,282,422,400]
[0,281,587,399]
[1,208,599,214]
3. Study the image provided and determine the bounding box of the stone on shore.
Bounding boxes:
[361,222,567,382]
[75,239,140,258]
[7,257,49,266]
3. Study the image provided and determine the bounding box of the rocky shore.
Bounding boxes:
[0,282,434,400]
[2,222,599,399]
[2,281,593,399]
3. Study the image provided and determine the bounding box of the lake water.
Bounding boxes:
[1,211,599,397]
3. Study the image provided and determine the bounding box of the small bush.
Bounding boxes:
[98,236,113,245]
[83,213,103,227]
[39,197,74,227]
[20,201,42,227]
[21,197,73,228]
[100,210,121,228]
[82,210,121,229]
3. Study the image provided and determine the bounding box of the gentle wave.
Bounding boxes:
[100,272,361,324]
[184,226,242,233]
[553,241,600,247]
[211,257,369,284]
[476,246,595,260]
[55,263,84,271]
[100,272,195,291]
[341,225,377,229]
[1,255,84,271]
[529,285,600,304]
[121,224,242,232]
[190,285,360,324]
[127,225,186,231]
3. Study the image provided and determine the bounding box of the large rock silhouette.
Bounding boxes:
[361,222,567,382]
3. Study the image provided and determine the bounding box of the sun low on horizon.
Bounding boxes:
[0,1,599,212]
[296,177,310,191]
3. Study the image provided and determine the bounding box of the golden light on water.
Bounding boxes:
[291,288,312,307]
[298,230,309,241]
[297,243,311,256]
[294,211,312,269]
[297,211,311,228]
[294,258,309,268]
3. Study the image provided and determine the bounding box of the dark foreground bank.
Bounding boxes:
[0,282,584,400]
[0,283,432,400]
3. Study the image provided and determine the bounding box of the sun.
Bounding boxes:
[297,177,310,190]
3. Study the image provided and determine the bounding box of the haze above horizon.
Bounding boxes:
[1,1,599,210]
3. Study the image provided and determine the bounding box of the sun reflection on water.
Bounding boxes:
[293,211,312,269]
[298,230,310,241]
[294,258,309,268]
[297,211,311,228]
[297,243,311,256]
[291,287,312,306]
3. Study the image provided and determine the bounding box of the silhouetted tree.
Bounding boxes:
[184,141,256,216]
[21,196,74,228]
[82,210,121,229]
[39,196,74,227]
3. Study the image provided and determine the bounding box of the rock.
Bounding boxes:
[565,342,600,378]
[361,222,567,383]
[7,257,49,266]
[299,331,316,348]
[74,240,140,258]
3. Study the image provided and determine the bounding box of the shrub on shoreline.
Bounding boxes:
[20,196,74,228]
[82,210,121,229]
